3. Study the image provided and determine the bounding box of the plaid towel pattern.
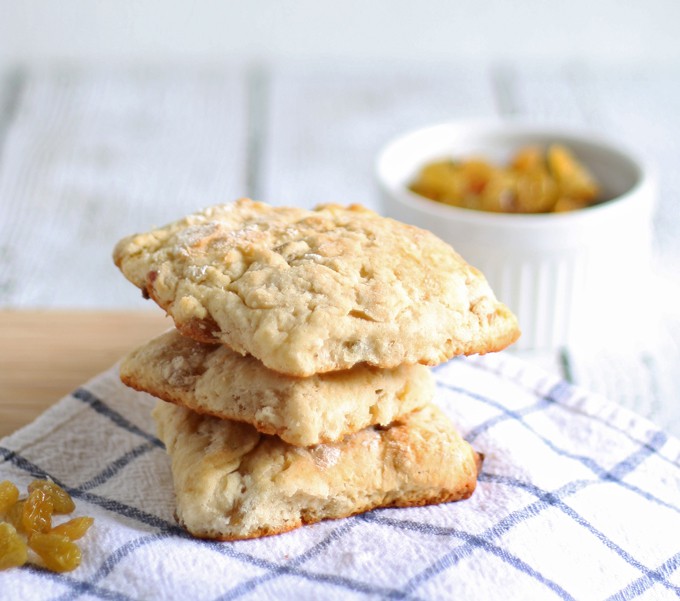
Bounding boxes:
[1,353,679,601]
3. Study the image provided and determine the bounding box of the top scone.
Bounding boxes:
[114,199,519,376]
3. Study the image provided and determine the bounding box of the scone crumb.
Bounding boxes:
[175,295,208,321]
[310,445,341,469]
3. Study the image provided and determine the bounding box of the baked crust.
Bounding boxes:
[120,329,433,446]
[153,401,482,541]
[114,199,520,376]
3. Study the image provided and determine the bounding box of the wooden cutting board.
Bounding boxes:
[0,310,172,438]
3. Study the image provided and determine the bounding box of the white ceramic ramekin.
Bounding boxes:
[376,121,656,351]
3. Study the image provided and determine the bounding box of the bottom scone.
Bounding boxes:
[153,401,482,540]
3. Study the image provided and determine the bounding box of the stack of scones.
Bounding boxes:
[114,199,519,540]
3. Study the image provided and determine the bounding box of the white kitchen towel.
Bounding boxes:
[1,352,679,601]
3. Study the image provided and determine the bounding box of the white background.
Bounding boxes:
[1,0,679,66]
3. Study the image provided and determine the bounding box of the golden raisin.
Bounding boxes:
[29,533,81,572]
[409,144,600,214]
[547,144,599,201]
[0,523,28,570]
[5,500,25,533]
[22,489,53,534]
[511,146,544,172]
[51,517,94,541]
[0,481,20,515]
[0,480,93,573]
[28,480,75,514]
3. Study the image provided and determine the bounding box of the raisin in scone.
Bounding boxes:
[153,400,482,540]
[120,329,433,446]
[114,199,520,376]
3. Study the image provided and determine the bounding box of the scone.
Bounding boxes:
[114,199,520,376]
[153,401,482,540]
[120,329,433,446]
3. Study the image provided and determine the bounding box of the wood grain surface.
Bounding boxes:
[0,310,170,437]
